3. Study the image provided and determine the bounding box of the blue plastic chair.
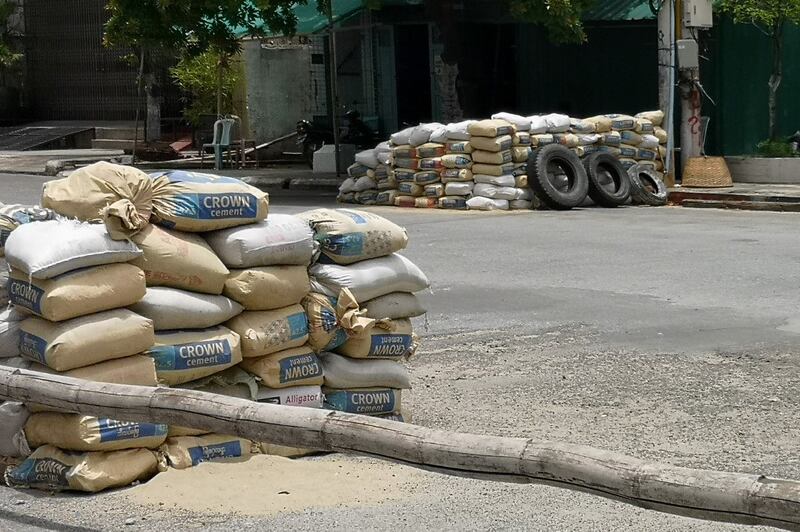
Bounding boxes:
[202,118,236,170]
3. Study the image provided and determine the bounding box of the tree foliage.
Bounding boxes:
[0,0,22,70]
[171,50,241,124]
[716,0,800,31]
[507,0,595,43]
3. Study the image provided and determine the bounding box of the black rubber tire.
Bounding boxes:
[628,165,668,206]
[583,153,631,207]
[528,144,589,210]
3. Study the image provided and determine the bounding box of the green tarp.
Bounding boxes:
[234,0,364,38]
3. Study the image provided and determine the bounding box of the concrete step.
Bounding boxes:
[91,138,135,152]
[669,184,800,212]
[94,127,143,140]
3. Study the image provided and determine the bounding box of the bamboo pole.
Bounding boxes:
[1,367,798,530]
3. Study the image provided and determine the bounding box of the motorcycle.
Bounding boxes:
[296,110,377,168]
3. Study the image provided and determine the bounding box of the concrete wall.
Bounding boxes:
[243,39,313,144]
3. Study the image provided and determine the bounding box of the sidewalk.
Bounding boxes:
[668,183,800,212]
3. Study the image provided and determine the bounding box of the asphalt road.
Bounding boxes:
[1,172,799,531]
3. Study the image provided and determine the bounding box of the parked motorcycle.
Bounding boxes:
[296,110,377,168]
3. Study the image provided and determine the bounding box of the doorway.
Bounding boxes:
[394,24,432,128]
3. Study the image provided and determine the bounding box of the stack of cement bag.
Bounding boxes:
[495,112,535,210]
[465,118,519,211]
[337,145,395,206]
[298,209,428,420]
[390,123,449,208]
[439,120,476,210]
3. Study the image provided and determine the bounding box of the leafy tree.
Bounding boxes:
[171,50,241,125]
[717,0,800,141]
[0,0,22,82]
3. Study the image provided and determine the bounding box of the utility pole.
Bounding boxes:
[657,0,675,185]
[677,0,704,174]
[326,1,341,177]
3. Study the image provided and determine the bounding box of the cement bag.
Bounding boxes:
[620,131,643,146]
[515,174,528,187]
[25,413,167,452]
[466,196,509,211]
[168,426,210,438]
[512,147,531,163]
[338,192,355,204]
[513,187,533,201]
[0,205,58,257]
[512,163,527,176]
[441,168,473,182]
[20,309,155,372]
[417,143,446,158]
[145,326,242,386]
[444,181,474,196]
[444,120,475,141]
[339,177,356,194]
[321,352,410,389]
[394,196,416,208]
[619,145,638,158]
[654,127,668,144]
[347,164,372,178]
[491,112,530,131]
[130,287,242,331]
[438,196,468,210]
[0,402,30,457]
[473,162,515,176]
[474,174,516,187]
[634,118,654,133]
[510,199,533,210]
[240,345,323,388]
[392,145,417,158]
[658,145,668,159]
[636,110,664,127]
[375,190,399,206]
[41,162,152,239]
[355,149,379,169]
[176,366,258,400]
[5,220,141,280]
[353,176,377,192]
[441,154,473,169]
[223,265,309,311]
[636,148,657,161]
[309,254,429,302]
[5,445,157,492]
[429,124,449,144]
[256,384,323,408]
[513,132,532,146]
[597,146,622,157]
[543,113,571,133]
[473,183,518,200]
[409,123,443,146]
[576,134,601,146]
[528,116,548,134]
[376,151,393,167]
[570,118,596,134]
[376,172,397,190]
[150,171,268,232]
[473,150,512,165]
[572,146,598,157]
[30,355,159,386]
[619,158,638,170]
[0,306,24,358]
[414,198,436,208]
[323,387,401,415]
[9,263,145,322]
[468,119,514,138]
[554,134,579,148]
[418,157,444,171]
[355,190,377,205]
[226,304,308,358]
[607,114,635,131]
[584,115,613,133]
[471,135,513,152]
[302,289,372,353]
[298,208,409,266]
[533,134,555,146]
[335,318,414,359]
[131,224,229,295]
[446,141,473,154]
[390,126,415,146]
[639,135,660,149]
[206,215,314,269]
[424,184,444,198]
[414,171,441,186]
[600,131,622,146]
[0,260,7,306]
[363,292,425,319]
[394,168,416,182]
[158,434,253,470]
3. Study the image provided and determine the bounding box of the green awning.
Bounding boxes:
[584,0,656,21]
[235,0,365,38]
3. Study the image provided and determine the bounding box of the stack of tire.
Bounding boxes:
[298,209,429,421]
[439,120,476,210]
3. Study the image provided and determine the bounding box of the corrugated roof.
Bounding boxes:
[584,0,656,21]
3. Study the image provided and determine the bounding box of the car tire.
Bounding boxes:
[628,165,668,206]
[583,153,631,207]
[528,144,589,210]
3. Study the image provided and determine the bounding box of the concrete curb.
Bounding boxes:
[669,188,800,212]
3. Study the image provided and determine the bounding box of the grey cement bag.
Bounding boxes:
[320,353,411,389]
[129,287,243,330]
[204,214,315,267]
[362,292,426,319]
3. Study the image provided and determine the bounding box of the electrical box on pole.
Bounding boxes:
[677,39,699,70]
[683,0,713,28]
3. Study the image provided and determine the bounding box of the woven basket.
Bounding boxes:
[682,156,733,188]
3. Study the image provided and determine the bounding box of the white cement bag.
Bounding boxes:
[150,171,269,232]
[474,174,516,187]
[513,187,533,201]
[390,126,415,146]
[363,292,426,319]
[5,445,158,492]
[473,183,518,200]
[445,120,476,141]
[0,205,59,257]
[543,113,571,133]
[20,309,155,372]
[321,352,411,389]
[339,177,356,194]
[240,345,323,388]
[0,402,30,458]
[204,214,314,268]
[429,125,449,144]
[226,304,309,358]
[639,135,660,149]
[145,326,242,385]
[352,176,376,192]
[510,199,533,210]
[25,413,167,452]
[444,181,474,196]
[323,387,401,415]
[570,118,596,134]
[309,254,429,302]
[223,265,310,311]
[129,287,242,330]
[528,116,548,134]
[576,134,601,146]
[492,112,531,131]
[0,306,24,358]
[256,385,323,408]
[466,197,509,211]
[409,123,444,146]
[4,220,141,279]
[298,208,408,265]
[355,149,379,169]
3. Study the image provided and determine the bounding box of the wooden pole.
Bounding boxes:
[1,368,799,531]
